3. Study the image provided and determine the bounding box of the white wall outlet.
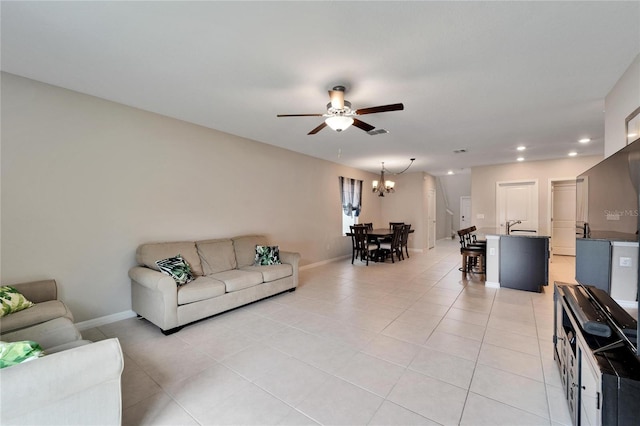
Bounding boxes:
[489,247,496,256]
[477,214,485,219]
[619,257,632,267]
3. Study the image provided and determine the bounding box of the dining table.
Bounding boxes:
[344,228,414,238]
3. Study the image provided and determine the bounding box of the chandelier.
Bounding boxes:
[372,158,415,197]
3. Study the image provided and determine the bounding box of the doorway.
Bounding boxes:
[496,180,539,233]
[428,188,436,249]
[460,196,471,229]
[550,179,577,256]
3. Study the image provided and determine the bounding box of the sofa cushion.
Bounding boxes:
[156,255,194,286]
[0,340,44,369]
[209,270,264,292]
[196,239,237,274]
[0,300,72,335]
[1,286,34,318]
[254,245,282,266]
[232,235,268,268]
[240,264,293,283]
[137,241,203,276]
[177,276,226,305]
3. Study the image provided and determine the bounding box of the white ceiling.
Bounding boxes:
[2,1,639,175]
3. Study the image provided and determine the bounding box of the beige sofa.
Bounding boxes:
[129,235,300,334]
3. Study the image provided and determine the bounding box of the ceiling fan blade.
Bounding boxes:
[352,118,375,132]
[328,89,345,110]
[355,103,404,115]
[277,113,324,117]
[308,122,328,135]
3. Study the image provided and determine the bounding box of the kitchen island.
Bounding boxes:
[477,227,550,293]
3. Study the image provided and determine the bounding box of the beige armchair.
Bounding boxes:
[1,279,84,351]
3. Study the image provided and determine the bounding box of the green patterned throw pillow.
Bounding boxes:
[0,286,35,318]
[156,254,194,286]
[0,340,44,369]
[254,245,282,266]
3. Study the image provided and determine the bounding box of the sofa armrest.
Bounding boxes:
[129,266,179,331]
[279,251,300,268]
[8,279,58,303]
[279,251,300,288]
[0,338,124,425]
[128,266,176,293]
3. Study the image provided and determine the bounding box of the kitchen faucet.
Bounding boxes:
[506,220,522,235]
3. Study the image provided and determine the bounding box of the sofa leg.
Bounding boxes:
[161,326,183,336]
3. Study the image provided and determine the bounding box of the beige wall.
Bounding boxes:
[437,174,472,238]
[1,73,383,322]
[378,171,436,251]
[605,54,640,157]
[471,156,602,235]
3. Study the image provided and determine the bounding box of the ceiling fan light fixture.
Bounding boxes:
[325,115,354,132]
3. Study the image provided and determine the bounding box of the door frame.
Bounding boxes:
[548,177,577,256]
[495,179,539,231]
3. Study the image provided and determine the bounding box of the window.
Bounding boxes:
[339,176,363,234]
[342,209,359,235]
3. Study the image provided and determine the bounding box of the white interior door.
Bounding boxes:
[496,180,539,234]
[428,189,436,249]
[551,180,577,256]
[460,196,471,229]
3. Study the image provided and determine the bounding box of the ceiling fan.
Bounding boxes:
[277,85,404,135]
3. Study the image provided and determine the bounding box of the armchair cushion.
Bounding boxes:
[0,286,34,318]
[1,317,82,351]
[0,300,72,334]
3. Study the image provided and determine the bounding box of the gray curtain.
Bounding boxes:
[339,176,363,217]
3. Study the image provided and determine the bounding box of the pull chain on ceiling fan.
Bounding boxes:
[277,85,404,135]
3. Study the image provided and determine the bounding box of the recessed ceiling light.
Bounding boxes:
[516,146,526,151]
[447,170,454,175]
[579,138,591,144]
[568,151,578,157]
[517,157,524,162]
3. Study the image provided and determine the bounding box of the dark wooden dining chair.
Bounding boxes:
[350,225,379,265]
[400,224,411,259]
[389,221,404,229]
[379,224,403,263]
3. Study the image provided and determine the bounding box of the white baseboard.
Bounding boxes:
[485,281,501,289]
[75,310,137,331]
[300,255,351,271]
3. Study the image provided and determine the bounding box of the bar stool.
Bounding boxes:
[457,228,486,275]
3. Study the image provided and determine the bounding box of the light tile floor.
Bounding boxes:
[85,239,577,425]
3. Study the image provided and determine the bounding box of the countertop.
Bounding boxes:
[475,227,550,238]
[578,231,638,243]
